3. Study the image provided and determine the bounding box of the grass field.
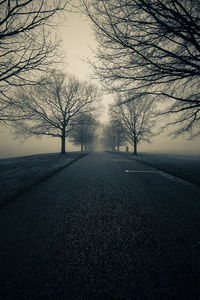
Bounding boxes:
[0,152,87,206]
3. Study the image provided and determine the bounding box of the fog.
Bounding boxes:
[1,123,200,158]
[0,10,200,159]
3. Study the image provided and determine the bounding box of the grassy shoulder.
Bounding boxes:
[0,152,87,206]
[116,152,200,186]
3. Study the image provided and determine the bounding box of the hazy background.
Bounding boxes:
[0,11,200,158]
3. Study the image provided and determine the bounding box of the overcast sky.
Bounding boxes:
[0,10,200,158]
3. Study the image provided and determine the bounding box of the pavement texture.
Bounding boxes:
[0,151,200,299]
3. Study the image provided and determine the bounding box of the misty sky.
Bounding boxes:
[0,10,200,158]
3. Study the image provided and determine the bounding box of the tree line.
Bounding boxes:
[8,70,100,153]
[0,0,100,154]
[101,93,156,155]
[1,0,200,156]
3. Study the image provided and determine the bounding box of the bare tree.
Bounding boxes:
[81,0,200,136]
[0,0,69,121]
[102,118,126,152]
[9,71,100,154]
[101,124,116,152]
[110,94,156,155]
[69,113,99,151]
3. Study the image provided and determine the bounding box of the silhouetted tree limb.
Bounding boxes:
[81,0,200,136]
[0,0,69,121]
[110,93,156,154]
[9,71,101,154]
[102,118,126,152]
[69,113,99,151]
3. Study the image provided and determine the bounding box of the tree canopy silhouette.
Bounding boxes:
[82,0,200,137]
[0,0,69,121]
[10,71,100,154]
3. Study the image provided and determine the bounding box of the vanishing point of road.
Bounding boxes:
[0,152,200,299]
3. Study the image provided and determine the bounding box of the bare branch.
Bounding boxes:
[82,0,200,137]
[0,0,70,121]
[8,70,101,153]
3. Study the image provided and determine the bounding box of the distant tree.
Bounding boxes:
[102,118,125,152]
[82,0,200,137]
[0,0,69,122]
[102,124,116,152]
[9,71,100,154]
[69,113,98,151]
[111,94,156,155]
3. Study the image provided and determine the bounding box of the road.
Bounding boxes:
[0,151,200,299]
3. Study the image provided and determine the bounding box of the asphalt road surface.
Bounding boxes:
[0,152,200,300]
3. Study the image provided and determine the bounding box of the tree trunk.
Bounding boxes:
[61,130,66,154]
[117,144,119,152]
[81,142,83,152]
[133,129,137,155]
[134,141,137,155]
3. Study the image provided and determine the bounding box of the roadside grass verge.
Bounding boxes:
[0,152,87,207]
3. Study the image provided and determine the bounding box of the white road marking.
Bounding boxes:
[125,169,190,185]
[125,170,159,173]
[114,159,132,162]
[158,171,188,184]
